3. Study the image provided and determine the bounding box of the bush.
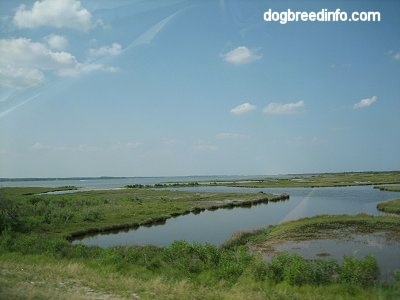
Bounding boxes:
[339,255,379,287]
[0,193,21,232]
[266,253,329,285]
[283,254,314,285]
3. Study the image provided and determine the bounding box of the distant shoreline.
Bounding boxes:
[1,170,399,182]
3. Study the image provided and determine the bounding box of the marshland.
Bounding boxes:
[1,171,400,299]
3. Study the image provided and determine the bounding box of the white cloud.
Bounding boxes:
[0,38,119,88]
[230,102,256,115]
[88,43,122,58]
[0,65,45,88]
[263,100,304,114]
[31,142,66,151]
[193,141,218,152]
[223,46,262,65]
[387,50,400,61]
[112,142,142,151]
[57,63,120,77]
[216,132,245,140]
[353,96,377,109]
[13,0,96,31]
[73,144,99,152]
[45,35,68,50]
[31,142,51,151]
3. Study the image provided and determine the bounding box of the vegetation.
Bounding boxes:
[1,176,400,299]
[374,185,400,192]
[266,252,379,287]
[224,214,400,249]
[377,199,400,214]
[209,171,400,188]
[0,187,287,241]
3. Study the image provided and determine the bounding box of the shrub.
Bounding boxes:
[283,254,313,285]
[0,194,21,232]
[339,255,379,287]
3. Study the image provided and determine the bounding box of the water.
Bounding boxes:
[0,175,267,189]
[72,185,399,247]
[270,233,400,281]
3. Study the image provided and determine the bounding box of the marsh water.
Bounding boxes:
[269,232,400,281]
[72,185,399,247]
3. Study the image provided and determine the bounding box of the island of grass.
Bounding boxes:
[377,199,400,214]
[1,174,400,299]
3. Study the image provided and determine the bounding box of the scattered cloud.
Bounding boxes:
[31,142,51,151]
[31,142,66,151]
[162,138,177,146]
[57,63,120,77]
[230,102,256,115]
[44,34,68,50]
[88,43,122,58]
[353,96,377,109]
[263,100,304,114]
[0,38,119,88]
[193,141,219,152]
[111,142,142,151]
[222,46,262,65]
[13,0,97,31]
[73,144,99,152]
[31,142,100,152]
[387,50,400,61]
[216,132,245,140]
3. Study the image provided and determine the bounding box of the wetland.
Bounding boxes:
[1,171,400,299]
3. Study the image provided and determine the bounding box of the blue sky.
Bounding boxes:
[0,0,399,178]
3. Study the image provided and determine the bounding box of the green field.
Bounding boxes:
[1,172,400,299]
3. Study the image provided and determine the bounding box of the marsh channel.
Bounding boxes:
[69,185,400,280]
[71,185,397,244]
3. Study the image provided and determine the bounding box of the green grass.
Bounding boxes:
[377,199,400,214]
[374,185,400,192]
[224,214,400,250]
[2,177,400,299]
[0,187,287,240]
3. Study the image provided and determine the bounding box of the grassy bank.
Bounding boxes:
[377,199,400,214]
[225,214,400,250]
[0,187,287,240]
[208,171,400,188]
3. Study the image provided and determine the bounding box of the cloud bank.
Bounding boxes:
[0,38,119,88]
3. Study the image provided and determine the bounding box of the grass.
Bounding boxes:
[0,187,287,240]
[377,199,400,214]
[207,171,400,188]
[224,214,400,249]
[374,185,400,192]
[2,173,400,299]
[1,249,399,300]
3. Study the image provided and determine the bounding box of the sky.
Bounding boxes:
[0,0,399,178]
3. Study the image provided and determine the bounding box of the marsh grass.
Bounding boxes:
[1,182,400,299]
[377,199,400,214]
[211,171,400,188]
